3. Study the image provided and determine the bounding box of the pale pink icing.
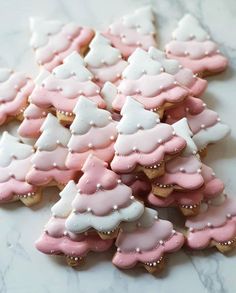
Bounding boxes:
[113,219,184,268]
[0,178,36,202]
[88,59,127,86]
[78,155,118,194]
[31,146,70,171]
[103,22,156,59]
[30,80,106,113]
[186,217,236,249]
[154,155,204,190]
[26,168,77,186]
[121,173,151,198]
[0,72,34,125]
[113,73,189,111]
[36,232,113,257]
[34,26,94,71]
[111,135,186,173]
[73,184,133,216]
[166,40,228,74]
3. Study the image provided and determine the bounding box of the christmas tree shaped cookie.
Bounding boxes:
[148,47,207,97]
[26,113,78,187]
[112,208,184,273]
[165,14,228,76]
[65,155,144,240]
[30,17,94,71]
[185,193,236,253]
[29,52,106,124]
[0,132,41,206]
[103,6,157,58]
[36,180,113,267]
[112,48,189,116]
[18,103,49,139]
[0,68,34,125]
[152,118,204,198]
[148,163,225,216]
[84,33,127,86]
[66,97,117,170]
[111,97,186,179]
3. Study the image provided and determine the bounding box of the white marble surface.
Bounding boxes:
[0,0,236,292]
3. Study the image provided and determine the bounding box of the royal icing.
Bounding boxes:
[100,81,117,112]
[65,155,144,233]
[111,97,186,173]
[112,48,189,112]
[103,6,157,58]
[112,208,184,268]
[26,113,77,186]
[29,52,106,115]
[0,68,34,125]
[148,47,207,97]
[66,97,117,170]
[85,33,127,86]
[0,132,36,202]
[165,14,228,75]
[30,17,94,71]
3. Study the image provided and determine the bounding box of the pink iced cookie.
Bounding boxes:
[165,14,228,76]
[148,163,224,216]
[30,17,94,71]
[112,208,184,273]
[0,68,34,125]
[65,155,144,238]
[112,48,189,113]
[26,113,78,187]
[152,118,204,197]
[66,97,117,170]
[185,194,236,252]
[36,181,113,266]
[18,104,49,139]
[111,97,186,176]
[149,47,207,97]
[0,132,40,206]
[29,52,106,121]
[84,33,127,86]
[103,6,157,59]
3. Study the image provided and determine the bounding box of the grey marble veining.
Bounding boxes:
[0,0,236,292]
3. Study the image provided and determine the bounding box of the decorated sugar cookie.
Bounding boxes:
[148,47,207,97]
[30,17,94,71]
[0,132,41,206]
[18,104,49,139]
[100,81,117,112]
[65,155,144,239]
[36,180,113,267]
[165,14,228,76]
[151,118,204,198]
[29,52,106,124]
[166,102,230,155]
[84,33,127,86]
[103,6,157,59]
[185,194,236,253]
[111,97,186,179]
[66,97,117,170]
[148,163,225,216]
[0,68,34,126]
[26,113,78,187]
[112,48,189,116]
[112,208,184,273]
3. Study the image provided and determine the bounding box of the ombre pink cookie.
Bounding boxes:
[29,52,106,117]
[103,6,157,59]
[18,104,49,138]
[113,208,184,272]
[30,17,94,71]
[0,68,34,125]
[165,14,228,76]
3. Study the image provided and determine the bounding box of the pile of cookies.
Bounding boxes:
[0,6,234,274]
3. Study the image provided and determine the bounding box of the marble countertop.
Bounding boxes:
[0,0,236,292]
